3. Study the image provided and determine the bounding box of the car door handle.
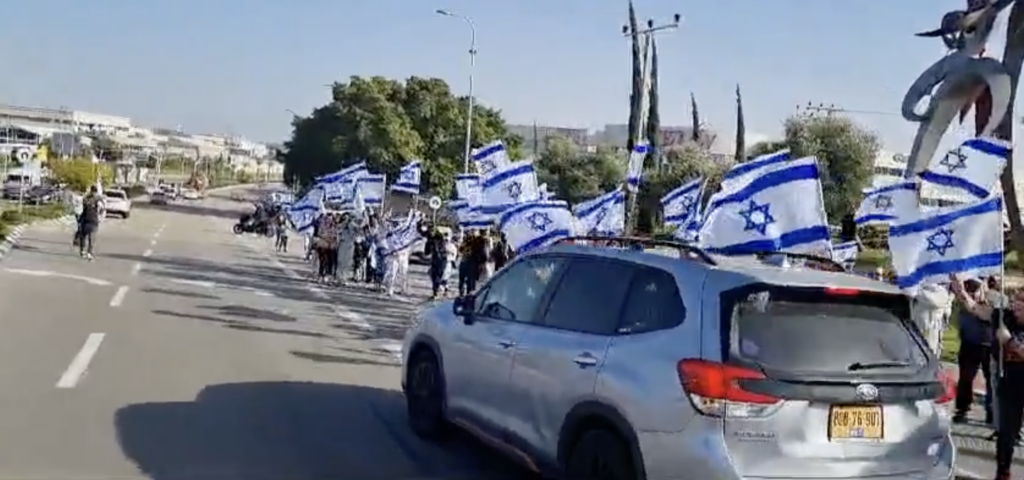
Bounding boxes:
[573,353,599,367]
[498,340,517,349]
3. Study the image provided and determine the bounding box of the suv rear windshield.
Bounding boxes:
[724,287,928,376]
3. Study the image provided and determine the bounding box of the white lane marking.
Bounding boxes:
[169,278,217,289]
[153,230,162,239]
[4,268,112,286]
[130,263,142,276]
[149,239,157,246]
[109,285,130,307]
[168,278,277,297]
[142,249,153,257]
[56,333,106,389]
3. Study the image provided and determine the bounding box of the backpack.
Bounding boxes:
[82,196,101,224]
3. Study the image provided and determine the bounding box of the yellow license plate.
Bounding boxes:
[829,405,883,440]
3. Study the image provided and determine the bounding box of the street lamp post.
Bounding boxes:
[437,9,477,173]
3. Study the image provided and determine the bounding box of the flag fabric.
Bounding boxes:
[919,137,1009,199]
[831,240,859,265]
[355,174,386,206]
[854,180,919,225]
[479,160,540,215]
[498,200,574,253]
[379,211,423,257]
[573,188,626,236]
[455,173,481,203]
[538,183,554,200]
[626,142,649,190]
[699,157,831,255]
[391,160,422,195]
[661,177,704,225]
[472,140,511,175]
[720,149,790,190]
[317,162,368,201]
[288,187,324,233]
[449,199,491,229]
[888,195,1003,290]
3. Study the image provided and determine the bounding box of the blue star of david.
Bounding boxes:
[400,169,415,183]
[738,200,775,236]
[505,181,522,200]
[680,195,695,215]
[479,160,496,174]
[926,227,955,256]
[589,207,609,234]
[873,194,893,211]
[526,212,552,232]
[939,148,967,174]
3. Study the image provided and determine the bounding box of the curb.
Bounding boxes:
[0,214,74,261]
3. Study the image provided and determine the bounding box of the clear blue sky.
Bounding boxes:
[0,0,996,152]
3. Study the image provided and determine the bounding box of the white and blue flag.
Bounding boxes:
[498,200,574,253]
[379,211,423,256]
[919,137,1009,199]
[391,160,422,195]
[854,180,919,226]
[479,159,540,215]
[450,199,492,229]
[288,188,324,233]
[698,157,831,255]
[573,188,625,236]
[720,149,790,190]
[355,174,386,206]
[888,195,1003,290]
[317,162,368,201]
[661,177,705,226]
[538,183,555,200]
[455,173,481,203]
[626,142,649,190]
[831,240,860,266]
[472,140,511,175]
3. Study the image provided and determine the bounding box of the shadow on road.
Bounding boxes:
[114,381,525,480]
[153,309,241,325]
[141,288,220,300]
[200,304,298,323]
[226,324,331,338]
[290,349,399,367]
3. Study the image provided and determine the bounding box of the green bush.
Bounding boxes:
[0,210,25,224]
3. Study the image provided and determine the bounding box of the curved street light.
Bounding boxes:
[436,9,477,173]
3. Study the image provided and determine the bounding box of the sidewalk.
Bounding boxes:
[940,362,1024,468]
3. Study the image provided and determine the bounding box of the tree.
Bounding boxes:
[48,159,113,192]
[646,37,661,170]
[535,136,623,204]
[783,115,879,221]
[282,75,521,198]
[626,0,643,152]
[746,140,789,158]
[636,145,727,233]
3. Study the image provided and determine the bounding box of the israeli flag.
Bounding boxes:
[498,200,574,253]
[854,180,919,226]
[450,199,492,229]
[355,174,386,206]
[888,195,1003,290]
[720,149,790,190]
[626,142,649,190]
[573,188,626,236]
[288,188,324,233]
[317,162,368,201]
[661,177,705,225]
[919,137,1009,199]
[391,160,422,195]
[479,159,540,215]
[455,173,481,202]
[472,140,511,175]
[539,183,554,200]
[699,157,831,255]
[831,240,860,266]
[673,220,701,243]
[379,214,423,256]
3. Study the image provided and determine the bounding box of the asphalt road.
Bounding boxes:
[0,185,1001,480]
[0,187,522,480]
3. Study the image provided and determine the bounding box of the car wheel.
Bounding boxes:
[405,349,449,439]
[565,429,637,480]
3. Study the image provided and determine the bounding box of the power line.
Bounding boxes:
[795,102,900,118]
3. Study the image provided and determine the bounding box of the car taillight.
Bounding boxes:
[677,359,782,418]
[934,369,956,405]
[824,287,860,296]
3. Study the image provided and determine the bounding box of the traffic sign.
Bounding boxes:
[428,196,442,210]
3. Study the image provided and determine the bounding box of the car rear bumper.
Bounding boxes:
[635,429,955,480]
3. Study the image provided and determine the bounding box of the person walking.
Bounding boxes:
[77,186,104,260]
[950,274,1024,480]
[428,230,451,299]
[274,212,290,253]
[952,278,994,424]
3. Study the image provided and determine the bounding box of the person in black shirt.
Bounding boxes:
[951,274,1024,480]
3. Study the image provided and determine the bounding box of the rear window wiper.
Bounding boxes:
[847,361,911,371]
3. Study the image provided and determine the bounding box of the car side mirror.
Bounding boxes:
[453,295,475,324]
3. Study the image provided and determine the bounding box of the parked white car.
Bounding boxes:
[181,188,200,200]
[104,189,132,218]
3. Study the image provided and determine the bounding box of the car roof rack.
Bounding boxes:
[750,251,846,273]
[554,235,717,265]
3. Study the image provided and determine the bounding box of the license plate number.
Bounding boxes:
[829,405,883,440]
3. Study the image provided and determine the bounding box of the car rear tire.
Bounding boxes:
[565,429,637,480]
[405,349,449,440]
[232,224,244,235]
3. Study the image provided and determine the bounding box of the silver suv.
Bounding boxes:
[401,237,956,480]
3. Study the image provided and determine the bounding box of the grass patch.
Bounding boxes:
[858,248,1024,273]
[942,321,960,364]
[0,203,68,241]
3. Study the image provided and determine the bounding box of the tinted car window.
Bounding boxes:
[539,258,635,335]
[618,267,685,334]
[475,256,564,323]
[727,288,927,374]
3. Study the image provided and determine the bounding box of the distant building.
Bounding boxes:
[507,124,591,151]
